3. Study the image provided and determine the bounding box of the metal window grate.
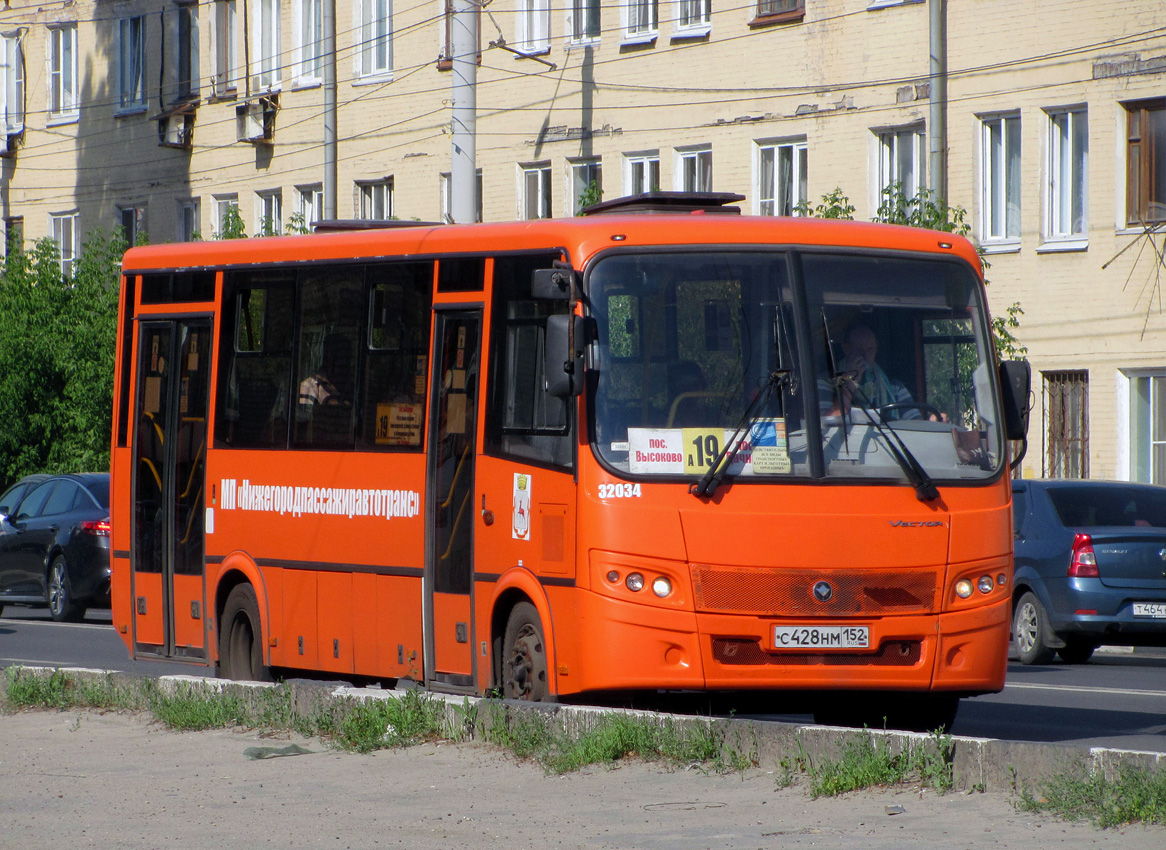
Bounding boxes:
[1043,370,1088,478]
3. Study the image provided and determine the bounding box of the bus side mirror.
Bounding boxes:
[999,359,1031,441]
[545,314,585,398]
[532,268,578,301]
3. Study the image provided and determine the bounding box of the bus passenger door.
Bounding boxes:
[131,319,212,661]
[425,311,480,690]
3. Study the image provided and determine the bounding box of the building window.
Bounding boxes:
[521,164,551,219]
[213,0,239,97]
[980,113,1021,243]
[50,212,80,278]
[755,0,803,20]
[1130,374,1166,483]
[876,125,924,199]
[1,33,23,135]
[118,17,146,111]
[294,0,323,82]
[1126,100,1166,227]
[256,190,282,235]
[678,146,712,192]
[175,2,199,99]
[624,152,660,195]
[570,0,600,42]
[214,194,240,237]
[4,216,23,255]
[1046,108,1087,242]
[440,170,482,223]
[1044,370,1088,479]
[570,159,602,214]
[48,24,78,120]
[675,0,710,34]
[757,139,806,216]
[517,0,550,53]
[120,206,146,245]
[624,0,657,40]
[178,199,200,241]
[356,0,392,77]
[254,0,282,90]
[358,179,393,219]
[297,184,323,227]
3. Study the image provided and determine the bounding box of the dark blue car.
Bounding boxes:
[1011,479,1166,664]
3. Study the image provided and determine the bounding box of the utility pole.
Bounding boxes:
[928,0,948,202]
[323,0,338,220]
[450,0,478,224]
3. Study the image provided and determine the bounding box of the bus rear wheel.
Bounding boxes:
[502,602,552,702]
[219,584,272,682]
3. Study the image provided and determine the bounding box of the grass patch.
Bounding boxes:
[800,729,954,797]
[333,689,448,753]
[1018,765,1166,828]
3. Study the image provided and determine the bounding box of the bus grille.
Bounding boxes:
[692,565,939,616]
[712,638,922,667]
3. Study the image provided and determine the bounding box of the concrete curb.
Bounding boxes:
[7,665,1164,793]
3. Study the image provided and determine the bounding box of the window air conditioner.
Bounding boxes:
[158,113,194,149]
[236,98,276,144]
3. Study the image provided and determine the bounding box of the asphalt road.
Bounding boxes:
[3,606,1165,752]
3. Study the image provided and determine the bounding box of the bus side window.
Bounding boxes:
[485,254,573,469]
[362,262,434,450]
[217,275,294,449]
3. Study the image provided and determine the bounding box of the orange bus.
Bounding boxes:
[110,192,1030,730]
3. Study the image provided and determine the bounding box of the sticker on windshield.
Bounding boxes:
[628,429,685,474]
[628,420,791,476]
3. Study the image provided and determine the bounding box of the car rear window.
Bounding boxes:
[86,478,110,508]
[1046,485,1166,528]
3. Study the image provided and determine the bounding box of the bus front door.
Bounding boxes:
[130,319,212,662]
[425,311,481,690]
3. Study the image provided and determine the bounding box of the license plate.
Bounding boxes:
[1132,602,1166,619]
[772,625,870,650]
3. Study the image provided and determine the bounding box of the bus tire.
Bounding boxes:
[502,602,553,702]
[219,584,272,682]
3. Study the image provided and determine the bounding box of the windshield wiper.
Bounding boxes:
[821,312,939,503]
[690,370,789,499]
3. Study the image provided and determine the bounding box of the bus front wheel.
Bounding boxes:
[502,602,552,701]
[219,584,272,682]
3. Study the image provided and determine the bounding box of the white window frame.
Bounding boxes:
[568,0,600,44]
[295,0,324,84]
[676,145,712,192]
[979,112,1022,248]
[1043,107,1087,248]
[177,198,201,241]
[623,151,660,195]
[1127,372,1166,483]
[47,24,78,123]
[517,0,550,54]
[357,178,393,219]
[440,170,482,223]
[569,158,602,215]
[256,190,283,235]
[212,0,240,97]
[674,0,711,37]
[297,184,323,226]
[622,0,657,43]
[173,2,200,100]
[253,0,283,91]
[875,125,925,201]
[1,32,24,136]
[354,0,393,79]
[50,211,79,277]
[756,138,807,216]
[213,194,240,236]
[118,17,146,112]
[520,163,552,219]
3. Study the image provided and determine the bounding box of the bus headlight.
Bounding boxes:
[978,575,995,594]
[626,573,645,592]
[652,577,672,598]
[955,579,974,599]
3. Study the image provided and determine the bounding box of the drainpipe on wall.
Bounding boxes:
[323,0,337,220]
[928,0,947,202]
[450,0,478,225]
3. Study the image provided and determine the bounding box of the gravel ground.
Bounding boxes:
[0,709,1161,849]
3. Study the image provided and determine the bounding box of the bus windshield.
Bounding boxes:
[588,249,1003,485]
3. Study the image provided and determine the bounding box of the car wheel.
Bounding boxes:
[218,584,272,682]
[48,555,84,622]
[1013,591,1056,665]
[1057,639,1096,665]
